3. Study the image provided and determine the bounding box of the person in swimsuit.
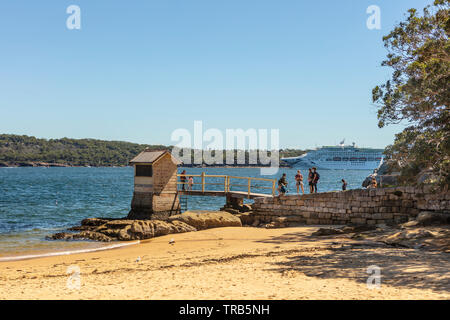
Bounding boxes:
[188,176,194,191]
[369,177,378,189]
[295,170,304,194]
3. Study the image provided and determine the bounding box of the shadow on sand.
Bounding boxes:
[257,230,450,294]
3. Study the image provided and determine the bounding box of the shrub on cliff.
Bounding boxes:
[372,0,449,187]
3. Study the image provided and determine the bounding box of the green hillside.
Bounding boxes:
[0,134,306,167]
[0,134,166,167]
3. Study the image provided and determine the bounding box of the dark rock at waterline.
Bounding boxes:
[17,162,35,167]
[46,231,114,242]
[47,232,73,240]
[81,217,114,226]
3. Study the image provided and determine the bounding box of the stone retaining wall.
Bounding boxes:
[251,186,450,226]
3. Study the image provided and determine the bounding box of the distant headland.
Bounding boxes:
[0,134,300,168]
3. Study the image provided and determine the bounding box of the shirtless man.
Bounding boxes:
[295,170,304,194]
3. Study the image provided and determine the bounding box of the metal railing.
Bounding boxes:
[176,172,277,197]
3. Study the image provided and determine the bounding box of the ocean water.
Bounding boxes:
[0,167,371,257]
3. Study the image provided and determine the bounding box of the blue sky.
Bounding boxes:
[0,0,432,149]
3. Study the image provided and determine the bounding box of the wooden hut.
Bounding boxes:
[127,149,182,219]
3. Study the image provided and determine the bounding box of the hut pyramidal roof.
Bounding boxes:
[129,149,182,165]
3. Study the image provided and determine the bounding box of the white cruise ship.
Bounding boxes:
[281,141,384,170]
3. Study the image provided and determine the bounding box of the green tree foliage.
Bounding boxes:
[372,0,449,186]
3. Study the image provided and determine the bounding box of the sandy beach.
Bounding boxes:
[1,226,449,300]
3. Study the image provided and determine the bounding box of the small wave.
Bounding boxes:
[0,240,140,262]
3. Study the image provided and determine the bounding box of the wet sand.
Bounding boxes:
[0,226,449,300]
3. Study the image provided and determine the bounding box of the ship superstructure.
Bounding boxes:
[281,142,384,170]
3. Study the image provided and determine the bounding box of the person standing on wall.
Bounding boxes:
[278,173,288,196]
[312,167,320,193]
[188,176,194,191]
[341,179,347,191]
[295,170,304,194]
[308,168,314,193]
[180,170,187,191]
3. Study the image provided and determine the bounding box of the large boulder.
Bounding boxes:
[381,228,450,251]
[311,225,377,237]
[362,173,399,188]
[168,210,242,230]
[378,174,400,187]
[416,211,450,226]
[362,159,401,187]
[124,220,196,241]
[98,220,196,241]
[384,229,437,244]
[236,212,255,225]
[73,231,114,242]
[378,159,401,175]
[416,169,437,185]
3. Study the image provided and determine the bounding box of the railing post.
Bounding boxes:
[248,178,251,198]
[224,176,227,193]
[272,180,276,196]
[201,172,205,193]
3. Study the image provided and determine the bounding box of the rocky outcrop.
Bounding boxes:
[308,223,450,252]
[48,211,244,242]
[362,173,400,188]
[416,169,438,185]
[384,229,437,243]
[168,211,242,230]
[47,231,114,242]
[416,211,450,226]
[362,160,402,188]
[221,201,253,214]
[380,228,450,251]
[311,225,377,236]
[235,212,255,226]
[47,219,196,242]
